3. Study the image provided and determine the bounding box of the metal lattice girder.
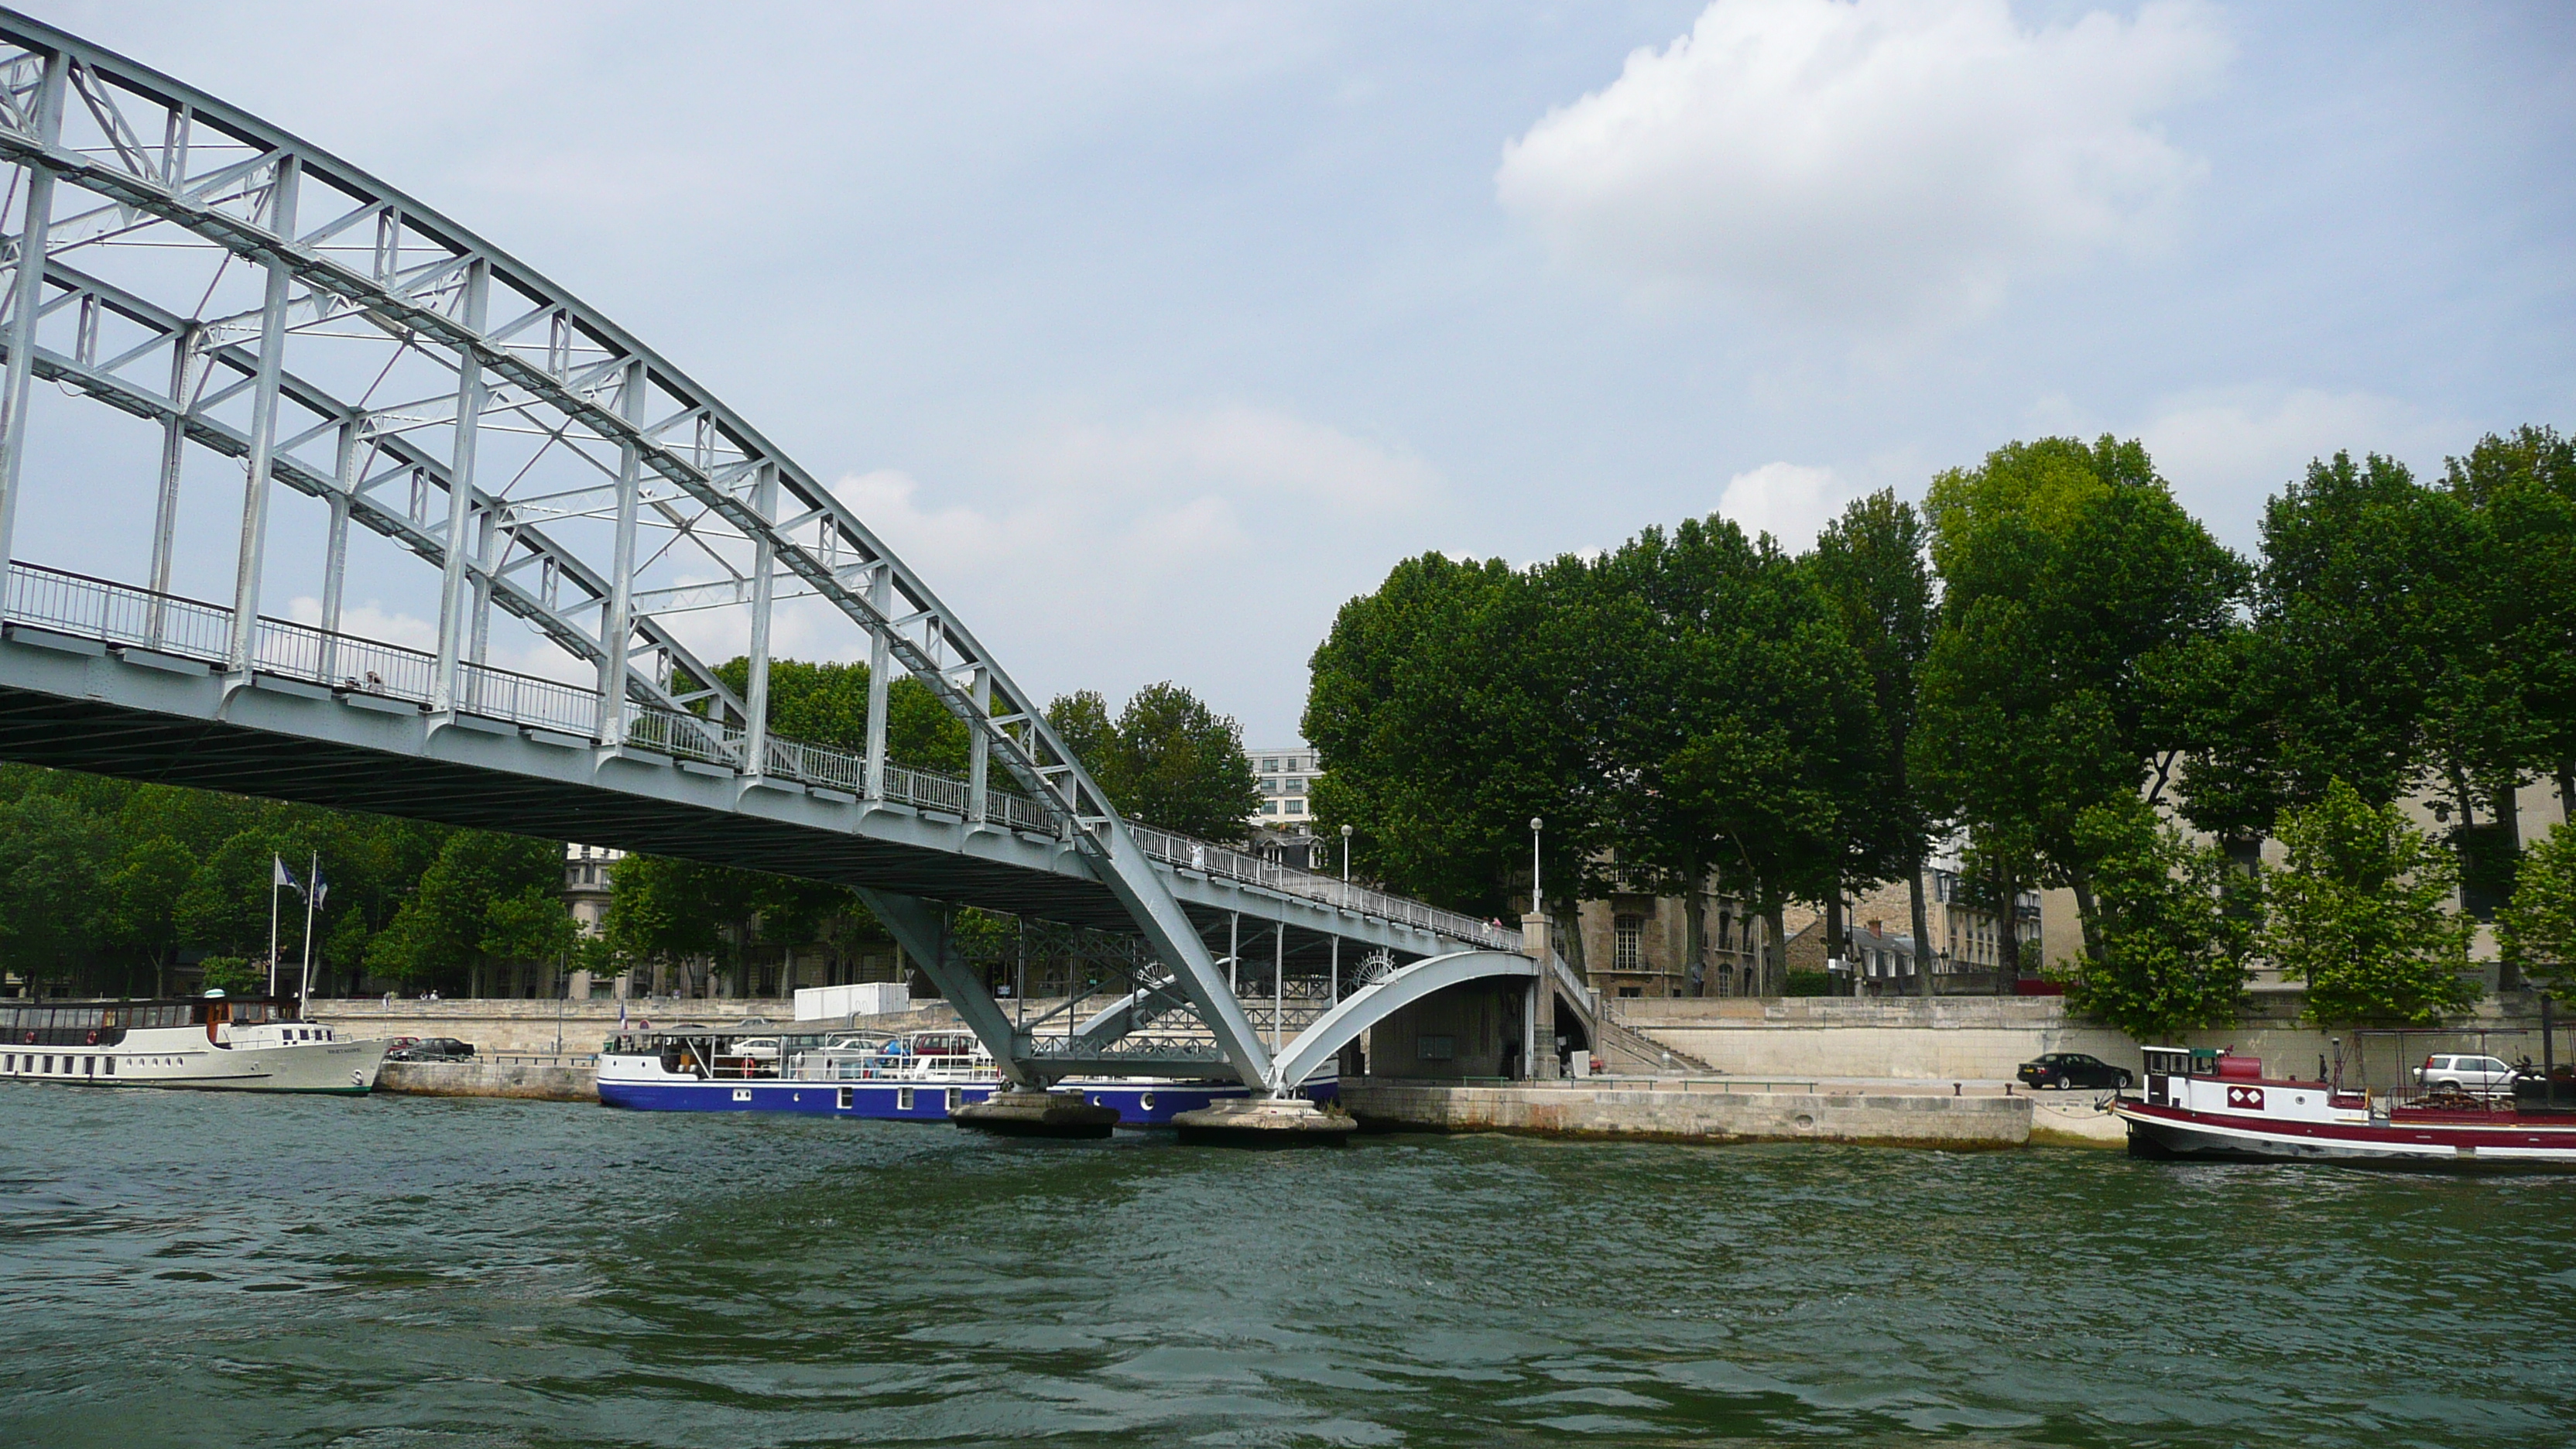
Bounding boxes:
[0,10,1308,1090]
[2,255,730,721]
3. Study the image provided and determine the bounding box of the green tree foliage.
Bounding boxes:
[712,656,971,774]
[2261,779,2478,1025]
[1591,519,1872,988]
[601,851,866,995]
[1303,553,1611,917]
[196,956,259,994]
[2246,451,2504,817]
[2058,796,2254,1038]
[1915,436,2247,958]
[2499,823,2576,999]
[0,766,447,995]
[2450,427,2576,809]
[364,831,570,992]
[1043,681,1260,842]
[1810,490,1941,989]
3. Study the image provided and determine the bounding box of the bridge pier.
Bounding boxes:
[1172,1096,1355,1147]
[953,1088,1118,1139]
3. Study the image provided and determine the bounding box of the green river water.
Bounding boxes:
[2,1086,2571,1449]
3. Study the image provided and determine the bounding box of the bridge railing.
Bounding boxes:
[5,561,1508,949]
[1125,823,1521,952]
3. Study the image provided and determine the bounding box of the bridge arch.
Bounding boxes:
[0,14,1280,1083]
[1267,950,1539,1094]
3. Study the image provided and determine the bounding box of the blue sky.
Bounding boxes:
[31,0,2576,742]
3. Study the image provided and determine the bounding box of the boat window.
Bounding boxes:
[99,1057,110,1076]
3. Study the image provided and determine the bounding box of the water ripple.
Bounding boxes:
[2,1091,2572,1447]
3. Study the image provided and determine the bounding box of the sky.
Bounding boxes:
[24,0,2576,743]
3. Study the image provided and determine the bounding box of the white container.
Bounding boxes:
[793,982,912,1021]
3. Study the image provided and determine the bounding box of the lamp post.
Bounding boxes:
[1526,815,1549,1081]
[1340,823,1352,882]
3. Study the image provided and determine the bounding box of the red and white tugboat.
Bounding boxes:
[2115,1045,2576,1168]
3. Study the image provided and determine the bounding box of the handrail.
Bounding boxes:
[2,558,1510,949]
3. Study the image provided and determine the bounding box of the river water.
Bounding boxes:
[2,1088,2570,1448]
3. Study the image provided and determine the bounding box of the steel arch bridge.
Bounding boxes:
[0,12,1590,1094]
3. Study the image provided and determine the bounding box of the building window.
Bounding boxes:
[1261,801,1277,814]
[1613,914,1643,972]
[1262,759,1279,772]
[1285,800,1304,814]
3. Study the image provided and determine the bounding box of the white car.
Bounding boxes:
[2414,1053,2516,1095]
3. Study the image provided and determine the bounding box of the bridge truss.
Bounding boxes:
[0,11,1560,1094]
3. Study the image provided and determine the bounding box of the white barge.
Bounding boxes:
[2115,1044,2576,1168]
[0,992,388,1094]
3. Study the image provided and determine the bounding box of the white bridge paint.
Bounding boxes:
[1266,950,1538,1094]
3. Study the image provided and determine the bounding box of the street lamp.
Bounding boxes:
[1340,823,1352,882]
[1530,816,1543,911]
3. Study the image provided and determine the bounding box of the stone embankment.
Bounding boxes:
[310,997,969,1054]
[1606,994,2556,1084]
[379,1059,595,1102]
[1344,1077,2036,1149]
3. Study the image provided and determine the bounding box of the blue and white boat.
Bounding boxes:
[595,1026,1331,1126]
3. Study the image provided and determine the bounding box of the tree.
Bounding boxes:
[1113,683,1262,841]
[1043,682,1259,842]
[1810,490,1941,995]
[1305,552,1615,921]
[2500,823,2576,999]
[365,831,567,994]
[714,656,972,774]
[1592,518,1869,994]
[602,852,865,997]
[2260,779,2478,1026]
[2251,451,2505,817]
[2450,427,2576,816]
[1916,436,2247,964]
[2057,796,2253,1038]
[0,792,116,992]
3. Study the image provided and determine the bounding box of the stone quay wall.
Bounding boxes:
[1607,995,2561,1085]
[310,998,971,1055]
[379,1059,596,1102]
[1342,1078,2031,1149]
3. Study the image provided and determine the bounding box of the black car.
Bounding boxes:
[385,1036,476,1063]
[2017,1053,2131,1090]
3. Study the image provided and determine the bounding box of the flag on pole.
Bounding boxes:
[312,865,328,910]
[272,855,299,890]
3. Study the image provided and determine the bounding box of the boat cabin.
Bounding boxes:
[1,993,303,1048]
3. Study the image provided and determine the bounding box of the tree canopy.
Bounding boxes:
[1046,682,1261,842]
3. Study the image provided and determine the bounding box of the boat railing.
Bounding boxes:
[780,1049,992,1082]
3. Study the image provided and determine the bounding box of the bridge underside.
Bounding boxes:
[0,631,1432,982]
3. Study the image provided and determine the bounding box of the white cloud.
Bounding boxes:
[1496,0,2229,329]
[2138,386,2457,546]
[1715,460,1854,548]
[809,405,1443,732]
[1007,405,1438,515]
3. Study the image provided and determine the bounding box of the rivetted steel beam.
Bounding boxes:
[0,46,62,577]
[0,259,729,723]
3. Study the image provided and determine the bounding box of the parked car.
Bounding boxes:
[2017,1053,2132,1091]
[385,1036,476,1063]
[2414,1053,2515,1096]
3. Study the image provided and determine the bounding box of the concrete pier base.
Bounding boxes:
[1172,1096,1358,1147]
[951,1089,1118,1139]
